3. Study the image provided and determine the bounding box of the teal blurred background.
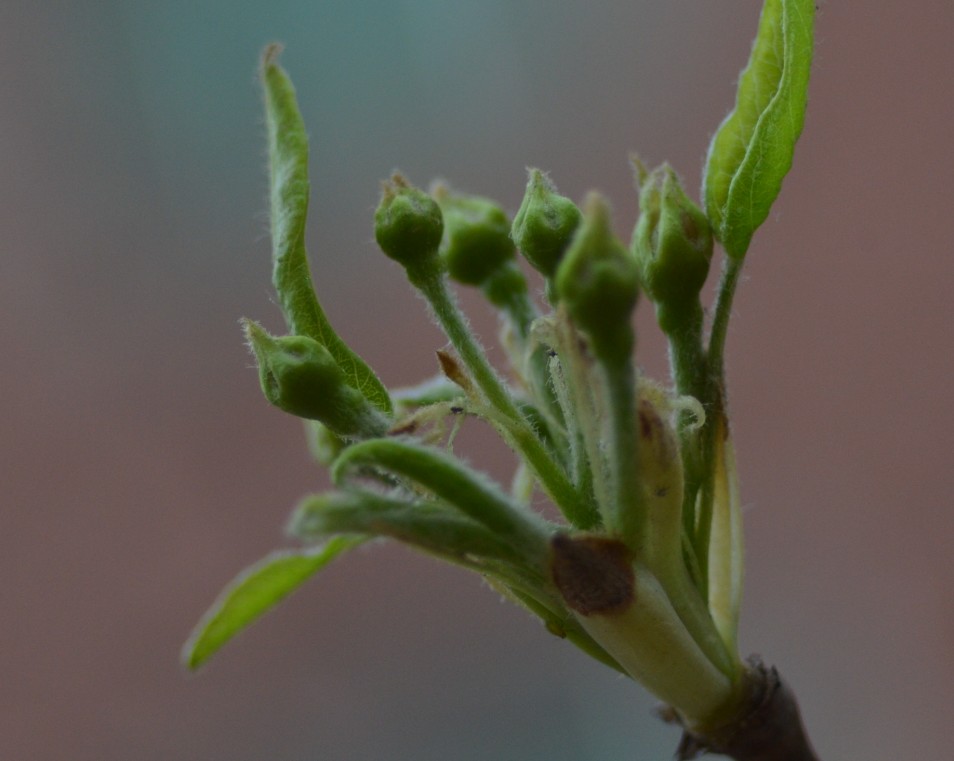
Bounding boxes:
[2,1,952,759]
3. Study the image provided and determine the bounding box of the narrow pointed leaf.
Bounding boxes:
[703,0,814,259]
[707,432,744,656]
[182,537,362,670]
[262,46,392,414]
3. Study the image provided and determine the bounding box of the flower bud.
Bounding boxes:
[554,193,639,363]
[244,320,388,438]
[374,173,443,271]
[511,169,582,281]
[432,185,516,287]
[631,164,712,333]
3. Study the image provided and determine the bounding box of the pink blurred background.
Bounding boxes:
[2,1,951,759]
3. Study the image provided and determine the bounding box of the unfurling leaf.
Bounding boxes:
[261,45,392,414]
[702,0,814,259]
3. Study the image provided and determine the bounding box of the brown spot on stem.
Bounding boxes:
[549,534,634,616]
[261,42,284,70]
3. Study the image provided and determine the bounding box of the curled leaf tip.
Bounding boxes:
[261,42,284,70]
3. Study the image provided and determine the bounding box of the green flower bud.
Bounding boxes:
[511,169,582,281]
[374,173,443,271]
[432,184,516,287]
[631,164,712,332]
[554,193,639,363]
[244,319,388,438]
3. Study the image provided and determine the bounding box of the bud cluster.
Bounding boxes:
[186,43,804,754]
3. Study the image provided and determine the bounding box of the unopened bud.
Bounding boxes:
[511,169,582,282]
[433,185,516,287]
[244,320,388,438]
[632,164,712,333]
[374,173,443,271]
[554,193,639,363]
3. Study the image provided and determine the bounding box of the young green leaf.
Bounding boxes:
[261,45,392,414]
[702,0,814,259]
[182,537,362,670]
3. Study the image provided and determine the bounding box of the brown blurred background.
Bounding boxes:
[1,1,951,759]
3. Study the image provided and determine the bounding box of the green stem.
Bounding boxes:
[408,267,594,527]
[551,311,609,522]
[331,438,549,563]
[707,257,744,387]
[547,353,594,505]
[667,302,707,402]
[599,354,644,543]
[482,263,538,341]
[664,302,707,560]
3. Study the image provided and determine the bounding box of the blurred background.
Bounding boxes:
[2,1,952,759]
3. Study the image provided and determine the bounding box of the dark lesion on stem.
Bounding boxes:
[662,656,820,761]
[549,534,634,617]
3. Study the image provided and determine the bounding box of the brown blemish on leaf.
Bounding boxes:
[550,534,634,616]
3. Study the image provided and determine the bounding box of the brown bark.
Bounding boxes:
[663,656,819,761]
